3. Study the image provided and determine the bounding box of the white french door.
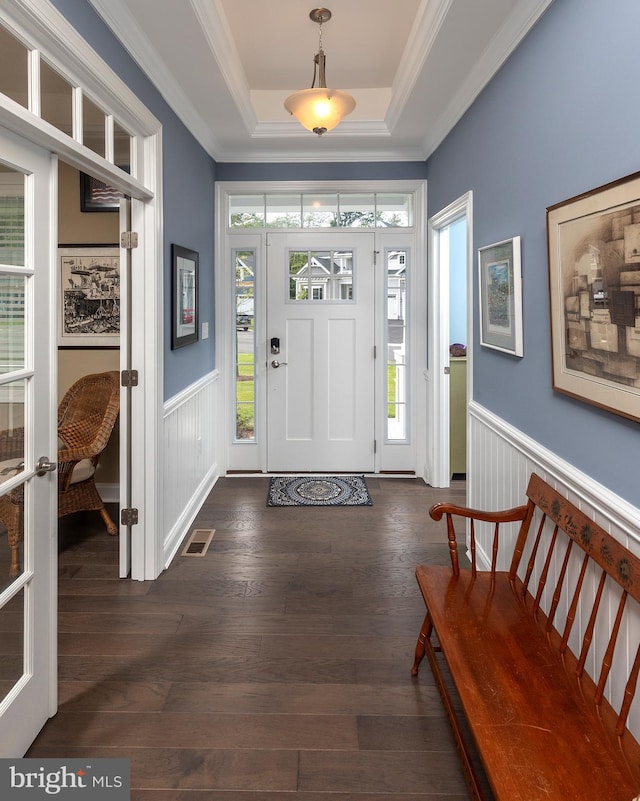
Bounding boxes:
[0,128,57,756]
[266,232,375,472]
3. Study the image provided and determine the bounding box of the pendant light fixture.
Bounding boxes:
[284,8,356,136]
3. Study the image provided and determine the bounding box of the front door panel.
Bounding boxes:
[267,232,375,472]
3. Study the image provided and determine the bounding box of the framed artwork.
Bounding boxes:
[547,171,640,422]
[80,172,123,212]
[172,244,199,349]
[478,236,523,356]
[58,245,120,347]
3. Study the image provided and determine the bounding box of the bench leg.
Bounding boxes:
[411,611,433,676]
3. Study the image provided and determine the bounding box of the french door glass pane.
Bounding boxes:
[0,589,23,683]
[40,60,73,136]
[82,95,106,158]
[113,121,132,172]
[0,26,28,108]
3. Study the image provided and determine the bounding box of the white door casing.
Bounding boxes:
[266,232,376,473]
[0,128,57,757]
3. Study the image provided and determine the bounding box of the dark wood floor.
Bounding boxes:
[27,475,474,800]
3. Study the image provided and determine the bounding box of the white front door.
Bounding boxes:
[267,232,375,472]
[0,128,57,755]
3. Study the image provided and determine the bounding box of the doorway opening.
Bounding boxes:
[427,192,472,488]
[56,161,122,573]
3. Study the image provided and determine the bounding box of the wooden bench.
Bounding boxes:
[411,472,640,801]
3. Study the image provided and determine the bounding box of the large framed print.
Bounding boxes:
[478,236,523,356]
[58,245,120,347]
[547,171,640,423]
[171,244,199,349]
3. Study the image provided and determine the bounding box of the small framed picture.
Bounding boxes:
[171,244,199,349]
[58,245,120,347]
[478,236,523,357]
[80,172,123,212]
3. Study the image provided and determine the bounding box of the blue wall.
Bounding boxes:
[49,0,216,400]
[426,0,640,505]
[215,162,427,183]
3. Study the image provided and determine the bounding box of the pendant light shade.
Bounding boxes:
[284,87,356,135]
[284,9,356,136]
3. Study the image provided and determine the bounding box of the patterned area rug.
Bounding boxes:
[267,475,373,507]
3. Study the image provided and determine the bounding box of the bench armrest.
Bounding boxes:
[429,501,530,575]
[430,502,530,524]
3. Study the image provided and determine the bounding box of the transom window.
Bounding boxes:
[0,22,134,174]
[230,193,413,229]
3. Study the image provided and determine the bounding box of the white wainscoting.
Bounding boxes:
[468,401,640,736]
[162,370,220,567]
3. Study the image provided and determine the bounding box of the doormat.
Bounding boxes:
[267,475,373,507]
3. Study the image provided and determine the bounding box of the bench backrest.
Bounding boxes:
[437,472,640,755]
[511,474,640,746]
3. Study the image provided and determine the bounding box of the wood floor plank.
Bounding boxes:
[299,750,468,794]
[162,682,444,716]
[27,476,475,800]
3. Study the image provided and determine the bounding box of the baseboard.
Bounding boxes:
[96,483,119,503]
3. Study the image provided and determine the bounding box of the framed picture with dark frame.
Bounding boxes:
[58,245,120,347]
[547,170,640,422]
[80,172,123,212]
[172,244,199,349]
[478,236,523,357]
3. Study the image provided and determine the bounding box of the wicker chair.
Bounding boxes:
[0,370,120,577]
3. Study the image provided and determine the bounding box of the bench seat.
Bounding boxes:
[417,564,639,800]
[412,474,640,801]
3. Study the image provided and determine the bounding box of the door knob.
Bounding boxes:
[271,359,288,368]
[36,456,57,476]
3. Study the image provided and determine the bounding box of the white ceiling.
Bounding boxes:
[87,0,554,163]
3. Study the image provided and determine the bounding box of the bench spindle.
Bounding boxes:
[560,551,590,654]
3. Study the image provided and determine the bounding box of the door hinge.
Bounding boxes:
[374,439,377,454]
[121,507,139,526]
[373,250,379,265]
[374,345,377,359]
[121,369,139,387]
[121,231,139,249]
[444,366,451,375]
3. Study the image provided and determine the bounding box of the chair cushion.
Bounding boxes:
[0,458,22,484]
[69,459,95,484]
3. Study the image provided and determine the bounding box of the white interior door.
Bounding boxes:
[267,232,375,472]
[0,128,57,756]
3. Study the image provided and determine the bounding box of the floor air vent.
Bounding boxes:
[181,528,215,557]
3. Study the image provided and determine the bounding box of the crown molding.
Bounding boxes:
[420,0,556,158]
[87,0,221,156]
[212,142,428,164]
[386,0,454,130]
[252,119,392,139]
[189,0,256,132]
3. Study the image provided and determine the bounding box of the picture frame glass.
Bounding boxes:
[547,172,640,422]
[58,246,120,347]
[172,245,198,349]
[478,236,523,356]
